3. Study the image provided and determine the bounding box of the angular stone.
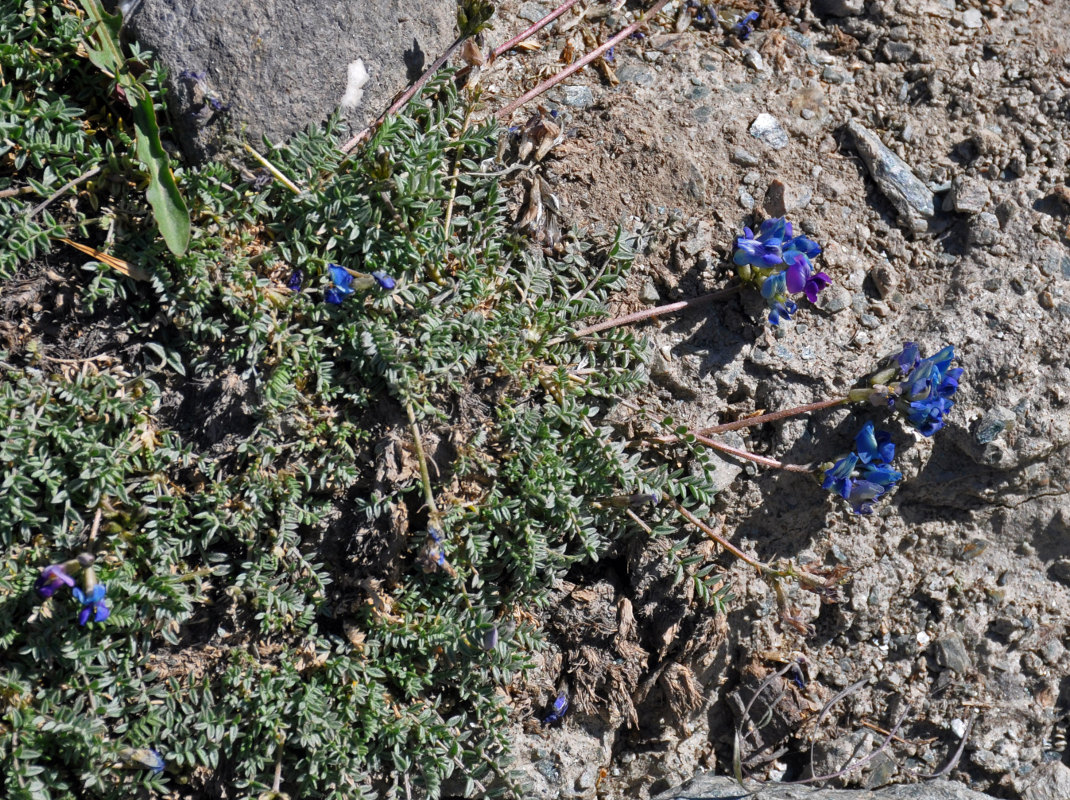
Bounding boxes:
[560,85,594,108]
[617,64,656,85]
[763,179,812,217]
[125,0,457,162]
[811,0,865,16]
[846,120,936,231]
[933,632,971,674]
[731,147,761,167]
[945,176,991,214]
[750,113,789,150]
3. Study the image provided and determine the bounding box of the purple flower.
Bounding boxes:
[734,10,759,40]
[854,421,895,466]
[784,254,831,303]
[760,271,798,325]
[733,218,787,269]
[542,692,569,725]
[286,269,304,292]
[824,425,902,514]
[325,264,354,305]
[73,584,110,625]
[371,270,396,291]
[35,563,76,599]
[782,233,822,263]
[894,345,963,436]
[822,452,858,499]
[483,627,499,650]
[895,342,920,374]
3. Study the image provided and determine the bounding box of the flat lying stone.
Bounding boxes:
[654,774,998,800]
[124,0,457,162]
[846,120,936,231]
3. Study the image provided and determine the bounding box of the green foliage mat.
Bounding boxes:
[0,4,726,797]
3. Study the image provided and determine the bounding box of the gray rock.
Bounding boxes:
[617,64,656,85]
[974,407,1016,445]
[810,0,865,16]
[933,632,971,674]
[1015,762,1070,800]
[732,147,761,167]
[880,41,916,63]
[560,85,594,108]
[1037,242,1070,278]
[518,2,549,23]
[654,774,999,799]
[822,66,849,84]
[968,212,1001,247]
[686,161,706,202]
[818,286,851,313]
[750,113,790,150]
[742,48,765,72]
[639,279,661,304]
[846,120,936,231]
[945,176,991,214]
[125,0,456,162]
[961,8,984,28]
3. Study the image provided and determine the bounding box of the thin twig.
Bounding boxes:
[0,186,35,199]
[859,720,938,747]
[693,433,814,473]
[490,0,583,61]
[793,705,912,786]
[243,143,302,195]
[916,713,976,780]
[87,508,103,546]
[24,165,102,220]
[496,0,674,119]
[567,284,741,339]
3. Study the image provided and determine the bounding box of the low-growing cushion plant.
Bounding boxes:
[0,4,728,797]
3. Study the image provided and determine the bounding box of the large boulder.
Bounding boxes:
[122,0,458,161]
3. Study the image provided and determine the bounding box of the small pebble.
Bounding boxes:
[749,113,789,150]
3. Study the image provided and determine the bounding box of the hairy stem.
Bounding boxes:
[674,502,772,575]
[695,397,848,435]
[568,284,741,339]
[496,0,673,119]
[693,433,814,473]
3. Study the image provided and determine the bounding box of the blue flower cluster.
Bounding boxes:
[888,343,963,436]
[325,264,396,304]
[35,557,110,625]
[822,421,903,514]
[733,217,829,325]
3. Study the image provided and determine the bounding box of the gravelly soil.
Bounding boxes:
[477,0,1070,797]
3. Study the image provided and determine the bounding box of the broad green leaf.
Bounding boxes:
[132,90,191,255]
[78,0,190,255]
